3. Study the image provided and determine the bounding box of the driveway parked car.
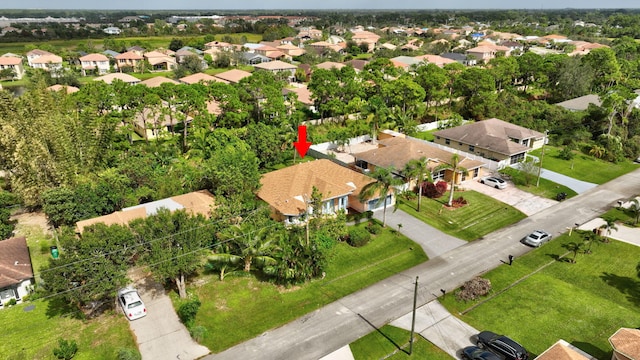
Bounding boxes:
[480,176,507,189]
[462,345,502,360]
[118,287,147,320]
[477,331,529,360]
[522,230,552,247]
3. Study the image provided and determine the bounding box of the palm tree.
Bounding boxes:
[565,241,584,263]
[359,166,402,227]
[403,157,431,212]
[599,217,619,243]
[435,153,468,207]
[214,223,277,272]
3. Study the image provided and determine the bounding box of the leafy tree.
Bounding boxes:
[53,338,78,360]
[169,38,184,52]
[179,54,205,74]
[403,157,431,212]
[414,63,448,115]
[358,166,401,227]
[583,47,622,91]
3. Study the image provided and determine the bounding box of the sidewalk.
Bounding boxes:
[538,168,597,194]
[578,218,640,247]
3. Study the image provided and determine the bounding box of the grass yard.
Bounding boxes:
[350,325,452,360]
[398,190,527,241]
[499,167,578,200]
[185,225,428,353]
[602,207,640,227]
[0,300,138,360]
[529,146,639,184]
[440,233,640,359]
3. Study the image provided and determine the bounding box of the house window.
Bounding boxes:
[436,136,440,140]
[473,168,479,178]
[469,145,475,152]
[433,169,446,182]
[459,142,462,146]
[522,139,529,147]
[445,139,450,145]
[339,197,347,210]
[510,153,525,164]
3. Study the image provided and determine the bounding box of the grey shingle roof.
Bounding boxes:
[555,94,602,111]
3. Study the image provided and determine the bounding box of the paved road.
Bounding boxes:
[207,168,640,360]
[373,208,466,258]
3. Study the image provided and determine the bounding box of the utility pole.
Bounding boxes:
[536,130,548,187]
[409,276,419,354]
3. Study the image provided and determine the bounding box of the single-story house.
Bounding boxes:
[609,328,640,360]
[257,159,392,225]
[253,60,297,78]
[214,69,252,84]
[76,190,215,234]
[534,339,596,360]
[353,136,485,189]
[139,76,180,87]
[47,84,80,94]
[179,72,221,85]
[432,118,546,165]
[555,94,602,112]
[0,237,34,307]
[94,72,140,85]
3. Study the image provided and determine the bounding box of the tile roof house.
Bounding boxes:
[414,54,457,67]
[213,69,252,84]
[139,76,180,87]
[30,54,63,73]
[466,45,511,63]
[315,61,346,71]
[237,52,272,65]
[179,72,221,85]
[94,72,140,85]
[76,190,215,234]
[609,328,640,360]
[441,52,477,66]
[0,54,25,79]
[143,50,177,71]
[433,118,546,164]
[47,84,80,93]
[534,339,596,360]
[26,49,54,67]
[0,237,34,307]
[555,94,602,111]
[353,136,485,187]
[257,159,390,225]
[79,53,110,75]
[253,60,297,78]
[115,51,143,71]
[277,43,306,57]
[131,101,194,139]
[351,30,380,52]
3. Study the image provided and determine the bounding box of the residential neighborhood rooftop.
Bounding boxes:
[0,237,33,289]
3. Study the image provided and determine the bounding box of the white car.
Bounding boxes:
[480,176,507,189]
[117,287,147,320]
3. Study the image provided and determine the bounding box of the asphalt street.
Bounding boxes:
[207,167,640,360]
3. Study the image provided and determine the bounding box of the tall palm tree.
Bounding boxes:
[599,217,619,243]
[435,153,468,207]
[359,166,402,227]
[403,157,431,212]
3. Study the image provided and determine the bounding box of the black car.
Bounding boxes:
[462,345,502,360]
[477,331,529,360]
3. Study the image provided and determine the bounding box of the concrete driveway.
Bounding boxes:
[462,179,557,216]
[127,274,210,360]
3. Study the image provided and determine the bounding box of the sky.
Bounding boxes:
[2,0,639,10]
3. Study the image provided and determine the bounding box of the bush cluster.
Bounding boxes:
[347,226,371,247]
[422,181,448,199]
[177,297,201,328]
[366,221,382,235]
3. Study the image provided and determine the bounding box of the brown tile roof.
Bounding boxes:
[79,53,109,62]
[535,340,592,360]
[283,86,313,105]
[433,118,544,156]
[414,54,456,67]
[26,49,53,56]
[76,190,214,233]
[214,69,252,84]
[47,84,79,93]
[254,60,297,71]
[32,54,62,64]
[115,51,143,60]
[257,159,375,216]
[609,328,640,360]
[0,237,33,288]
[355,136,485,172]
[179,72,220,84]
[315,61,345,70]
[94,72,140,84]
[139,76,180,87]
[345,59,369,71]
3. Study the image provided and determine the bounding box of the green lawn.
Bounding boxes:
[440,233,640,359]
[186,226,428,353]
[350,325,452,360]
[0,301,138,360]
[529,146,640,184]
[601,207,640,227]
[398,190,527,241]
[499,167,578,200]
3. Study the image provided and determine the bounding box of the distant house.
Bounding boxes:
[441,52,477,66]
[238,52,271,65]
[94,72,140,85]
[102,49,120,58]
[76,190,215,234]
[555,94,602,112]
[351,30,380,52]
[0,54,25,79]
[132,101,193,139]
[103,27,121,35]
[30,54,63,74]
[283,85,315,111]
[296,27,323,41]
[143,50,177,71]
[315,61,345,71]
[257,159,391,225]
[47,84,79,94]
[79,53,110,75]
[433,118,546,165]
[466,45,510,63]
[139,76,180,88]
[0,237,34,307]
[414,54,456,68]
[115,51,143,72]
[609,328,640,360]
[213,69,252,84]
[306,41,345,55]
[253,60,297,79]
[277,43,306,57]
[179,72,220,85]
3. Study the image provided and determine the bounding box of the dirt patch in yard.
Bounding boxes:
[10,210,52,236]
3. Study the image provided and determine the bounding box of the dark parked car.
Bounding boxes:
[477,331,529,360]
[462,345,502,360]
